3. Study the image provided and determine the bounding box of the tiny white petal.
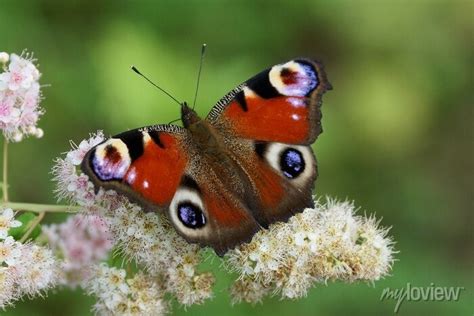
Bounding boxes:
[12,132,23,142]
[2,208,14,219]
[11,219,22,228]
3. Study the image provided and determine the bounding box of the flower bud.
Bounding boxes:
[0,52,9,64]
[34,128,44,138]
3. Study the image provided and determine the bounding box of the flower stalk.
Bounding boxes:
[3,139,8,203]
[0,202,80,213]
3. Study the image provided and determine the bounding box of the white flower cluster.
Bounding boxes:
[107,204,214,307]
[83,264,168,316]
[53,132,215,311]
[0,209,59,309]
[53,133,395,312]
[0,52,44,141]
[43,214,114,287]
[225,199,395,303]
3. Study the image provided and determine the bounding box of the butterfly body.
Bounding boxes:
[81,59,331,255]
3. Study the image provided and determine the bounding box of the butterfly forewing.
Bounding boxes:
[207,59,331,145]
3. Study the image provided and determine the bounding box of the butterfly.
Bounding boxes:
[81,58,331,256]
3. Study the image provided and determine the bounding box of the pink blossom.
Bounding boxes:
[44,214,114,287]
[0,93,19,124]
[0,52,44,141]
[7,54,37,91]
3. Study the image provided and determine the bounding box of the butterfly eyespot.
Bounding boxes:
[260,143,313,183]
[91,139,131,181]
[279,148,305,179]
[177,201,206,229]
[269,61,318,97]
[169,187,207,232]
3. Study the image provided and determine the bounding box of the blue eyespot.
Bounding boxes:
[280,148,305,179]
[177,202,206,229]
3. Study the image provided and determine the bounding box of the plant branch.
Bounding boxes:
[19,211,45,243]
[1,202,80,213]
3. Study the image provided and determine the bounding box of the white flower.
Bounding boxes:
[0,238,59,308]
[294,231,319,253]
[0,267,17,309]
[0,208,21,239]
[14,244,58,297]
[83,265,168,315]
[66,135,104,166]
[248,236,280,274]
[0,237,21,265]
[106,268,129,294]
[7,54,38,91]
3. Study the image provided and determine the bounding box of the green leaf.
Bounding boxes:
[8,212,42,241]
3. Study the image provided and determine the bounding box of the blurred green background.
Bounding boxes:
[1,0,472,315]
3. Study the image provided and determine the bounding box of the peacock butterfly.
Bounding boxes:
[81,58,331,256]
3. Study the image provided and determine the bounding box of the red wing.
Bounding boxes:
[82,125,261,255]
[207,59,331,145]
[81,125,188,211]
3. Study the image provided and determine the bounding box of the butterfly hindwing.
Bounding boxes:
[222,137,317,227]
[168,171,260,256]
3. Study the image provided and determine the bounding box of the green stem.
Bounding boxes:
[3,139,8,202]
[1,202,80,213]
[19,211,45,243]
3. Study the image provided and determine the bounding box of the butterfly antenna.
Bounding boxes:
[192,43,207,110]
[167,117,181,125]
[131,66,182,106]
